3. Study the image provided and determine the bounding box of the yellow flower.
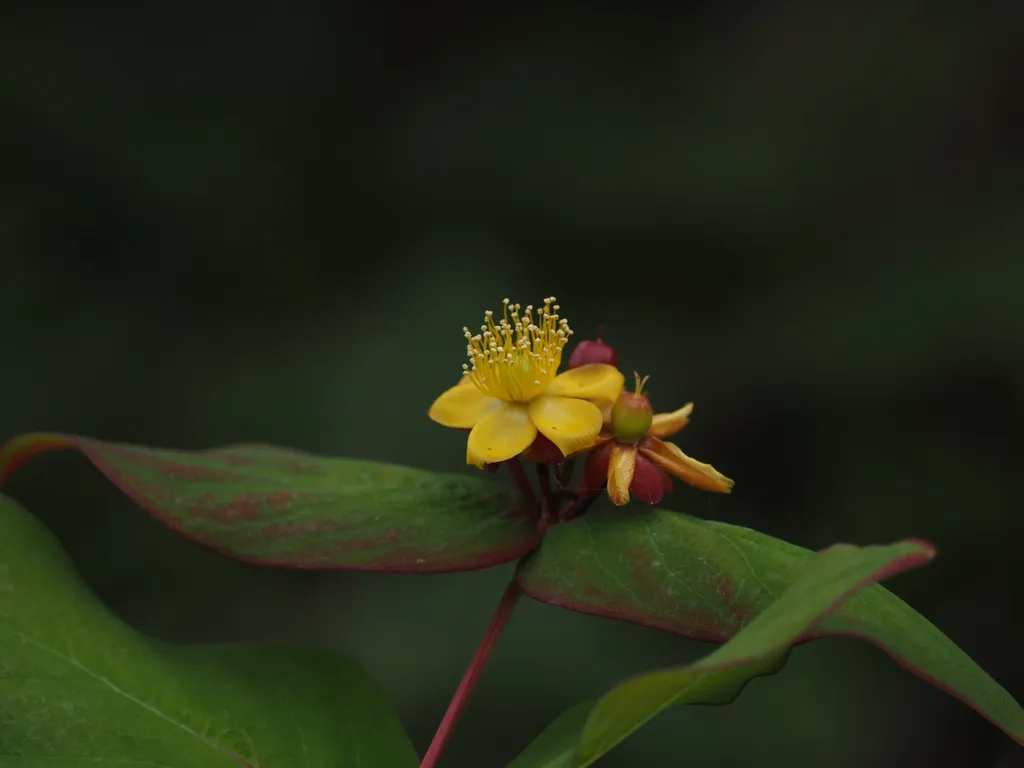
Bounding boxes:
[428,298,624,468]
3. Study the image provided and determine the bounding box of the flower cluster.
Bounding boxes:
[428,298,732,522]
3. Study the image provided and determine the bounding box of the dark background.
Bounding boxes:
[2,4,1023,766]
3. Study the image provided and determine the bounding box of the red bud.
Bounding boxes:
[582,441,613,491]
[523,433,565,464]
[568,337,618,369]
[630,454,669,505]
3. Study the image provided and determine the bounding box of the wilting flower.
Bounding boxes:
[581,373,734,505]
[428,298,624,468]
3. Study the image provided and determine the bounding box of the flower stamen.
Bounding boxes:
[462,297,573,403]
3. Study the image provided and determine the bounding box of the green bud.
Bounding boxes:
[610,372,653,442]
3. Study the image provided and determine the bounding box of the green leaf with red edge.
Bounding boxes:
[0,493,419,767]
[516,507,1024,753]
[509,539,934,767]
[0,432,539,573]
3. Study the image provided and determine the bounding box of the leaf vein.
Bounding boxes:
[4,630,249,767]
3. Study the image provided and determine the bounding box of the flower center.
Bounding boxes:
[462,297,572,403]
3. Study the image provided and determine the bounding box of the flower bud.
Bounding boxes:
[630,454,672,505]
[567,332,618,369]
[523,434,565,464]
[582,441,613,490]
[610,373,653,442]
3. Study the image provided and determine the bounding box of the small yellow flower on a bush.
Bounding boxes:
[429,298,624,468]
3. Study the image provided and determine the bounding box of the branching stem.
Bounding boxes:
[560,487,600,522]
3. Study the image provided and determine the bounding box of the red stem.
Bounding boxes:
[420,579,523,768]
[560,488,600,522]
[535,463,556,524]
[505,458,539,520]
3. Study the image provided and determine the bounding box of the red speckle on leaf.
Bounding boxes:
[261,521,335,539]
[315,536,401,557]
[0,432,544,575]
[261,536,538,573]
[102,445,238,481]
[712,576,735,602]
[577,578,613,605]
[707,576,758,628]
[128,479,171,502]
[522,578,733,644]
[223,454,256,466]
[190,494,262,522]
[187,492,216,509]
[169,464,232,480]
[221,498,262,521]
[627,547,656,581]
[265,491,301,510]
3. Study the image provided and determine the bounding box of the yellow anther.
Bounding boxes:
[461,297,572,403]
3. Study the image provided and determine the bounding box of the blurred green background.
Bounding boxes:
[2,4,1023,766]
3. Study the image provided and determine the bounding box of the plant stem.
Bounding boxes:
[555,457,576,491]
[560,487,600,522]
[420,579,523,768]
[505,458,539,520]
[535,463,556,523]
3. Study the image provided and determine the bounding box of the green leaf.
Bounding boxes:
[506,701,594,768]
[511,539,933,766]
[0,432,539,573]
[0,493,419,767]
[516,508,1024,751]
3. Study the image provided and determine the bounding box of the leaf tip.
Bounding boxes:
[904,537,938,560]
[0,433,77,487]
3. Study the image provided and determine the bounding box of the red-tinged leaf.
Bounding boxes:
[509,540,933,767]
[516,508,1024,749]
[0,433,539,573]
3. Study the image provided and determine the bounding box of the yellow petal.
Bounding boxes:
[639,438,734,493]
[648,403,694,439]
[607,444,637,506]
[548,364,625,403]
[428,380,502,429]
[566,432,614,460]
[527,395,603,457]
[466,403,537,468]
